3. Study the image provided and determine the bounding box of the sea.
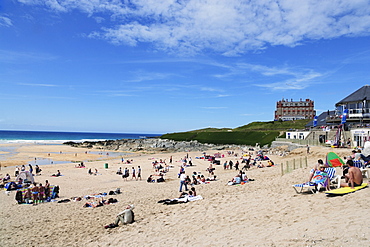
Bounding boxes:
[0,130,160,144]
[0,130,161,165]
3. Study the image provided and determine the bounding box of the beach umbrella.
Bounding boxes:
[326,152,345,167]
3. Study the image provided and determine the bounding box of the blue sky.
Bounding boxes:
[1,0,370,134]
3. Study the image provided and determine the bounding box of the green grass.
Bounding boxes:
[160,119,311,146]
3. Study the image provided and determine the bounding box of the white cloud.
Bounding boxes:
[18,0,370,56]
[0,50,57,63]
[256,70,323,90]
[200,87,224,92]
[0,16,13,27]
[17,83,58,87]
[121,71,173,83]
[201,106,227,109]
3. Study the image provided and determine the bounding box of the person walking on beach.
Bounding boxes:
[123,167,129,181]
[137,166,141,180]
[235,161,239,170]
[131,167,136,180]
[179,171,188,192]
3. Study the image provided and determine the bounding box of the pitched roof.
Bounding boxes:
[336,85,370,105]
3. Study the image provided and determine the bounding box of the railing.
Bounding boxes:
[274,138,324,146]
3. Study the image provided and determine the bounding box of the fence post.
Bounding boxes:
[286,161,289,174]
[300,157,302,168]
[281,162,284,176]
[293,159,296,170]
[305,156,308,167]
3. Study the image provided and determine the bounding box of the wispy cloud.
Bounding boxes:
[122,71,174,83]
[256,70,323,90]
[20,0,370,56]
[17,83,58,87]
[0,16,13,27]
[201,106,227,110]
[200,87,224,92]
[0,50,57,64]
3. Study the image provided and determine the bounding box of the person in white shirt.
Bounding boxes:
[179,171,188,192]
[114,204,135,226]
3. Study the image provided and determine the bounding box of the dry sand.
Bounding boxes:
[0,143,369,247]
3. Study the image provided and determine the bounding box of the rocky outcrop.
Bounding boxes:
[64,138,244,152]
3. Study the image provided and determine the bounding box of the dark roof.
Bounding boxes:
[305,110,335,127]
[336,85,370,105]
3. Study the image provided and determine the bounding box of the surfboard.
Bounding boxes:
[326,152,345,167]
[325,183,368,196]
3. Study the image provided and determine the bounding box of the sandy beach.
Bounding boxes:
[0,143,369,247]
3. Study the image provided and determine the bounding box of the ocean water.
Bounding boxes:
[0,130,160,143]
[0,130,160,165]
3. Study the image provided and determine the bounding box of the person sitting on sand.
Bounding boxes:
[35,165,42,175]
[267,160,274,167]
[257,162,264,168]
[192,172,198,185]
[241,172,248,182]
[147,175,154,183]
[116,167,122,175]
[2,173,10,182]
[340,160,363,189]
[191,187,196,196]
[52,170,61,177]
[110,204,135,227]
[156,174,165,183]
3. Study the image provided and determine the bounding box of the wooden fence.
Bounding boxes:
[281,156,308,175]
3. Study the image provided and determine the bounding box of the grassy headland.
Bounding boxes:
[160,119,311,147]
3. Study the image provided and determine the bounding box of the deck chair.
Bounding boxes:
[353,160,364,169]
[292,167,340,194]
[324,167,341,189]
[292,170,330,194]
[352,160,369,178]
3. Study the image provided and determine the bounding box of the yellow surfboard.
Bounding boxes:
[326,183,368,196]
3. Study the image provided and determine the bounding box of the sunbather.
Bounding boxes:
[340,160,363,189]
[308,159,324,182]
